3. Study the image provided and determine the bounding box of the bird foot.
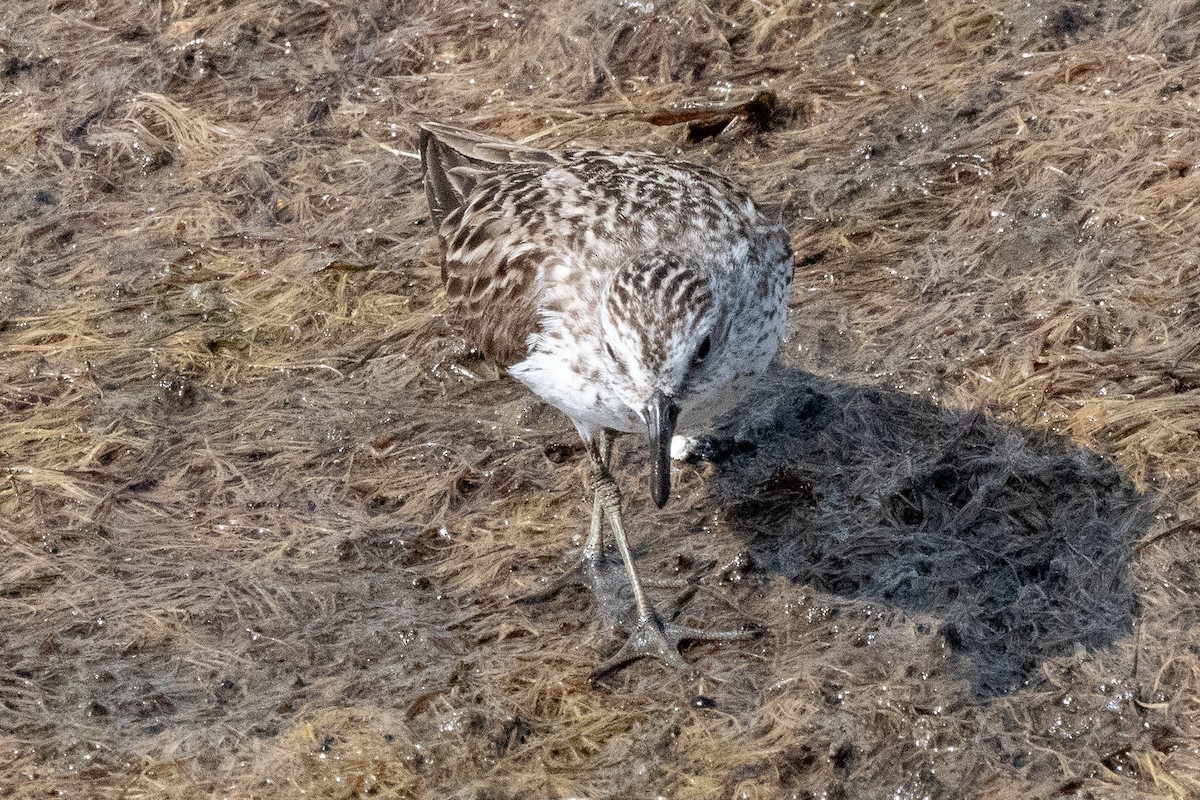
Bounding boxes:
[591,613,762,680]
[517,552,699,611]
[516,552,626,607]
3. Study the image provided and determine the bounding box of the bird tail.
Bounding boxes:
[418,122,558,229]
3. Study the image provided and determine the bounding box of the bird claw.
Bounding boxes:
[591,614,763,680]
[645,558,718,592]
[518,554,704,616]
[521,554,759,678]
[515,553,625,606]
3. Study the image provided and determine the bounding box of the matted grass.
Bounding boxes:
[2,0,1199,797]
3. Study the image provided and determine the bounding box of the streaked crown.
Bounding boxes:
[599,254,727,420]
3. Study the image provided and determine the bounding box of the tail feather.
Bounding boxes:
[418,122,559,229]
[418,125,471,230]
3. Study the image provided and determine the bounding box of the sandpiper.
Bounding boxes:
[419,121,793,675]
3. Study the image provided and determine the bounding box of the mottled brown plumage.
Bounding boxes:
[419,124,553,365]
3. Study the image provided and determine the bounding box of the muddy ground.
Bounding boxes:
[2,0,1200,797]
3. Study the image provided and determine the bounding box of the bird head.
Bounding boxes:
[599,254,729,508]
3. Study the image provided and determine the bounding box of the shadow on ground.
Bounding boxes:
[707,367,1147,698]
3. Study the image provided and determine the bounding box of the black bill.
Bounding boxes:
[646,390,681,509]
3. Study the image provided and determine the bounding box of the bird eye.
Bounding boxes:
[690,336,711,371]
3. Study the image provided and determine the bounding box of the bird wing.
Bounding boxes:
[440,180,554,367]
[420,123,572,366]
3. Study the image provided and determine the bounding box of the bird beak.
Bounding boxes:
[646,390,680,509]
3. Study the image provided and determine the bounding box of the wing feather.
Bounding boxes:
[420,124,558,367]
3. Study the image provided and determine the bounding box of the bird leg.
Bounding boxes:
[587,432,690,590]
[518,431,690,605]
[519,430,757,676]
[588,433,760,680]
[515,432,623,604]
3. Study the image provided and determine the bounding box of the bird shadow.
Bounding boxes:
[704,367,1148,699]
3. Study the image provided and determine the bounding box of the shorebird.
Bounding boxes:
[419,122,793,675]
